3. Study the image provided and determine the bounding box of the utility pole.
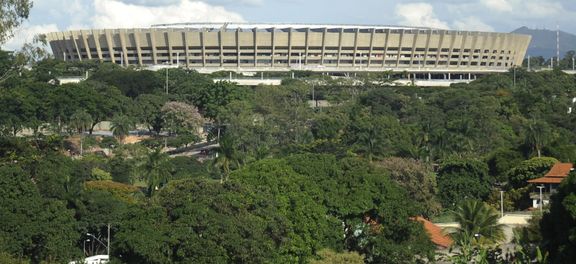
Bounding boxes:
[557,24,560,68]
[107,224,110,257]
[500,190,504,217]
[528,55,531,71]
[537,185,545,213]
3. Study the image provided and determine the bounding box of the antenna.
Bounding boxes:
[557,24,560,67]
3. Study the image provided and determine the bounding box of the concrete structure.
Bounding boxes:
[44,23,531,75]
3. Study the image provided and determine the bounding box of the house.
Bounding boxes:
[527,163,573,208]
[413,216,453,249]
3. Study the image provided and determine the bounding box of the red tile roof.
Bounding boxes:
[528,163,573,184]
[413,216,453,249]
[544,163,573,177]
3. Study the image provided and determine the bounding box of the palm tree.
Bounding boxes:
[110,115,134,144]
[141,148,171,196]
[525,119,552,158]
[450,200,505,246]
[70,110,93,156]
[213,135,241,183]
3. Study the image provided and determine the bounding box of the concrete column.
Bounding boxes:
[422,29,432,66]
[367,28,375,67]
[200,30,206,67]
[382,29,390,67]
[321,28,327,65]
[409,29,420,66]
[337,28,343,67]
[435,30,446,67]
[133,30,143,66]
[80,30,92,60]
[104,29,116,63]
[183,31,190,68]
[70,31,82,61]
[271,28,276,67]
[118,29,130,66]
[352,28,359,66]
[288,28,293,67]
[92,30,103,61]
[456,31,469,67]
[305,28,310,65]
[253,28,257,67]
[149,29,158,64]
[469,32,480,66]
[395,29,405,67]
[218,30,224,67]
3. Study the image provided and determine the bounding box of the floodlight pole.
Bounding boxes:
[537,185,545,213]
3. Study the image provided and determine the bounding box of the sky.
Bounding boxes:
[3,0,576,50]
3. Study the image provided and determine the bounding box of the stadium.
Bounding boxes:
[44,23,531,75]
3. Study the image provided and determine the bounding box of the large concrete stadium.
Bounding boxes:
[44,23,531,74]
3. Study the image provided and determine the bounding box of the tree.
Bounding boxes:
[506,157,558,189]
[0,0,33,44]
[450,200,505,246]
[309,249,364,264]
[376,157,441,217]
[0,165,80,263]
[540,173,576,263]
[156,178,294,263]
[437,158,493,208]
[161,101,203,137]
[110,115,134,144]
[524,119,555,158]
[69,110,92,155]
[134,94,168,134]
[140,148,172,196]
[213,135,241,183]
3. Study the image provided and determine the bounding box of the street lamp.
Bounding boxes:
[537,185,545,213]
[500,190,504,218]
[86,224,110,257]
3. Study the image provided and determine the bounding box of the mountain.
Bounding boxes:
[512,26,576,58]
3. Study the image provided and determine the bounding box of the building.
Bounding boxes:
[44,23,531,77]
[528,163,573,208]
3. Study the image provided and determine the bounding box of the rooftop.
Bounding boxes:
[413,216,453,248]
[150,22,432,32]
[528,163,573,184]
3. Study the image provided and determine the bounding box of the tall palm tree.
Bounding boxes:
[141,148,171,196]
[70,110,93,156]
[213,135,241,183]
[451,200,505,246]
[110,115,134,144]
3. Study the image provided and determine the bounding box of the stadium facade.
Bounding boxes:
[44,23,531,74]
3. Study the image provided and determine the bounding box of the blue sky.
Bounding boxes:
[3,0,576,50]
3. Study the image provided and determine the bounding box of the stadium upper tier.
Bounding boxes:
[44,23,531,73]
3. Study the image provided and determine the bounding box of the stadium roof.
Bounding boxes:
[150,22,433,31]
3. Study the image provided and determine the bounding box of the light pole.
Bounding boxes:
[86,224,110,257]
[537,185,545,213]
[500,190,504,218]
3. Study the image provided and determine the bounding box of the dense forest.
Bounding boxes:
[2,48,576,264]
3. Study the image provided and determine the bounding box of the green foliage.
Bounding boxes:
[0,165,80,263]
[450,200,505,246]
[309,249,364,264]
[437,158,492,207]
[541,174,576,263]
[506,157,558,189]
[0,0,32,44]
[376,157,441,216]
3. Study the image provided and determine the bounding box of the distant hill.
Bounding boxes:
[512,26,576,58]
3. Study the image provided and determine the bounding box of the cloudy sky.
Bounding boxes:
[3,0,576,50]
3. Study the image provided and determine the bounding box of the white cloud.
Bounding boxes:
[481,0,513,12]
[395,3,450,29]
[90,0,245,29]
[453,17,494,32]
[2,23,59,51]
